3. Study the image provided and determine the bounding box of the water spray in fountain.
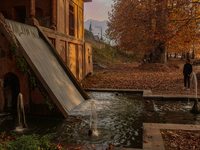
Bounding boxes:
[88,100,98,136]
[15,93,28,131]
[190,72,199,113]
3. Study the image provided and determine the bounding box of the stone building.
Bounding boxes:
[0,0,93,117]
[0,0,93,80]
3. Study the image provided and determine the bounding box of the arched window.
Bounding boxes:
[3,72,20,110]
[13,6,26,23]
[0,11,8,19]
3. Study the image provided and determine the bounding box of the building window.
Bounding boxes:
[69,3,75,36]
[0,11,8,19]
[13,6,26,23]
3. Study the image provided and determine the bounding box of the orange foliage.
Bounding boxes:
[108,0,200,59]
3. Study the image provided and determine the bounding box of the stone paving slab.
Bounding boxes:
[143,94,200,101]
[85,88,199,101]
[143,123,200,150]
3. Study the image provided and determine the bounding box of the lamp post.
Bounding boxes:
[95,26,103,41]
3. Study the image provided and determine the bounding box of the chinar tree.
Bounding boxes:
[108,0,200,63]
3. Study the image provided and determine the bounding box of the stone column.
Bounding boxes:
[26,0,39,25]
[50,0,57,30]
[30,0,35,18]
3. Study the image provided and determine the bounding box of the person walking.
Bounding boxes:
[183,59,192,90]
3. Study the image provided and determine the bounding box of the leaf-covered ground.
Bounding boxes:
[81,59,200,95]
[161,130,200,150]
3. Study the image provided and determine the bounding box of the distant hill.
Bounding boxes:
[84,19,108,39]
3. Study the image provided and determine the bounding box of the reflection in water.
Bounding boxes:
[0,92,199,148]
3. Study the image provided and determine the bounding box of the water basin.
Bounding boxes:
[0,92,199,148]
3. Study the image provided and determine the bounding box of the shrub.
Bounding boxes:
[0,133,62,150]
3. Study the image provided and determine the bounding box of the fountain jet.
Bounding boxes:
[88,100,98,136]
[190,72,199,113]
[16,93,28,131]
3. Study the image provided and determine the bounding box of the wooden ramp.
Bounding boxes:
[6,19,89,117]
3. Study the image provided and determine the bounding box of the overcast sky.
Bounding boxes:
[84,0,114,22]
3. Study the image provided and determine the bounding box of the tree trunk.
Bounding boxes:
[181,52,185,59]
[151,0,167,64]
[186,53,190,59]
[192,50,195,59]
[167,52,168,60]
[151,42,167,63]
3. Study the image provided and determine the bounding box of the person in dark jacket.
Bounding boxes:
[183,59,192,90]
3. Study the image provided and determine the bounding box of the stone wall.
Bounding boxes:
[85,37,106,49]
[0,26,29,112]
[0,17,62,117]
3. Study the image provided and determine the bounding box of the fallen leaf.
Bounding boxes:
[143,140,148,143]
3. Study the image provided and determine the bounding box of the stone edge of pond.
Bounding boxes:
[143,123,200,150]
[143,94,200,101]
[62,145,142,150]
[85,88,147,94]
[92,146,142,150]
[85,88,200,101]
